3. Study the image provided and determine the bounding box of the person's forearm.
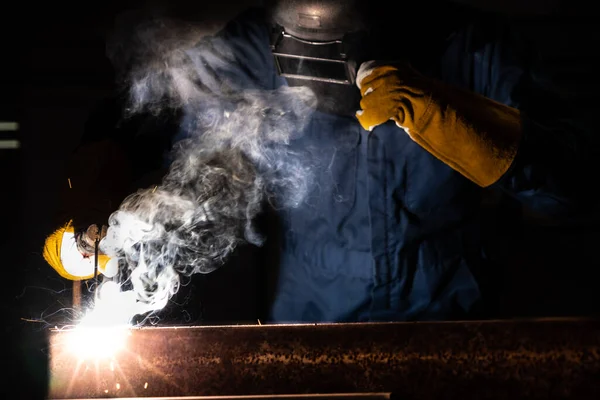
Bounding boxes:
[356,61,598,222]
[57,138,133,231]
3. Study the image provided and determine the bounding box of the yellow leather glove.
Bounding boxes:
[355,61,522,187]
[43,221,118,281]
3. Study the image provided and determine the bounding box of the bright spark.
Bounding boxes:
[65,281,150,360]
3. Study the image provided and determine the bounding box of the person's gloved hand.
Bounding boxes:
[43,220,119,281]
[75,224,108,257]
[355,61,522,187]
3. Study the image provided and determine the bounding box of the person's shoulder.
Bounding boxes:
[229,6,268,25]
[220,7,269,38]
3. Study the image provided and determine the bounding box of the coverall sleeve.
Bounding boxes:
[183,8,280,96]
[54,97,175,232]
[54,97,133,231]
[168,8,281,148]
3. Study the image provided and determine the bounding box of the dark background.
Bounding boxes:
[1,0,598,398]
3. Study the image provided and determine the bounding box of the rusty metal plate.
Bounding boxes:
[55,393,391,400]
[49,319,600,399]
[55,394,391,400]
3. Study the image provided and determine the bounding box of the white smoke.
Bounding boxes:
[99,13,317,318]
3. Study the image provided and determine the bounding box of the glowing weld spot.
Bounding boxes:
[66,282,139,359]
[65,324,129,360]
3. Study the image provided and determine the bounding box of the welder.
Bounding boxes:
[43,0,597,322]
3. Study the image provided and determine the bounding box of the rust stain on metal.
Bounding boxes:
[48,319,600,399]
[238,348,600,366]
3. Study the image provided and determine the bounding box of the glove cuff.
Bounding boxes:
[411,79,522,187]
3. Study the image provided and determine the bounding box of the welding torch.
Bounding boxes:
[75,224,109,286]
[94,237,100,285]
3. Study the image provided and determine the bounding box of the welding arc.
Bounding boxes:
[94,238,99,284]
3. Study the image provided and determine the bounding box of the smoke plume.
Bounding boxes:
[101,14,317,316]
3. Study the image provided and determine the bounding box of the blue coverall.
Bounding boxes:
[164,8,597,322]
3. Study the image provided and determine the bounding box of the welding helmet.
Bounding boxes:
[266,0,371,86]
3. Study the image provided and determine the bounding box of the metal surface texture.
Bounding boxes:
[49,318,600,399]
[53,395,391,400]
